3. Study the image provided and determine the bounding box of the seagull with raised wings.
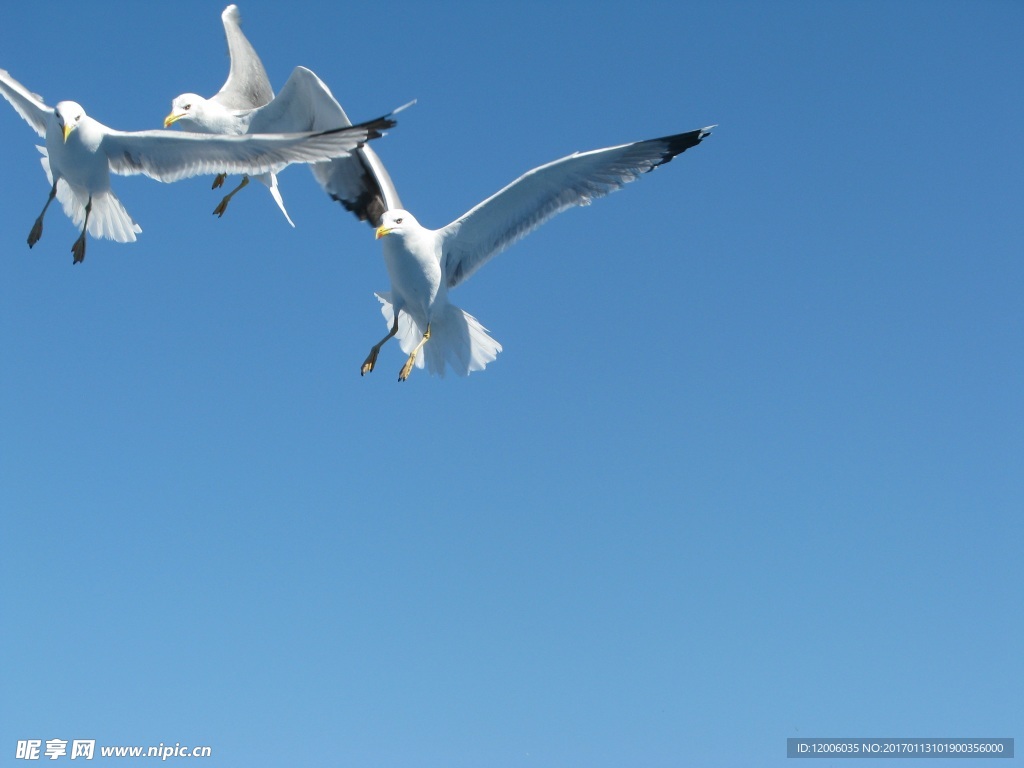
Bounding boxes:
[362,126,714,381]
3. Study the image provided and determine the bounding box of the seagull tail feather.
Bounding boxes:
[376,293,502,378]
[256,172,295,227]
[82,191,142,243]
[38,147,141,243]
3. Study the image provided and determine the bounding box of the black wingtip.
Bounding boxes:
[320,113,398,143]
[330,101,413,141]
[644,124,715,171]
[664,125,714,153]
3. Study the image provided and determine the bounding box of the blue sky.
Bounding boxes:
[1,1,1021,766]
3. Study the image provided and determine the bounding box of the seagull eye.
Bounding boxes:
[394,217,403,224]
[183,104,191,111]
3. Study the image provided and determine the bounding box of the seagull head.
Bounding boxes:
[164,94,204,128]
[376,209,418,240]
[54,101,85,142]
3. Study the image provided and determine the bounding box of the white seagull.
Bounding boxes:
[0,67,396,263]
[164,4,289,224]
[363,126,713,381]
[165,4,404,228]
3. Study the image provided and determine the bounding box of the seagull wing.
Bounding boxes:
[212,4,274,110]
[439,126,713,289]
[101,116,395,183]
[316,143,404,228]
[250,66,407,227]
[0,68,52,138]
[247,66,342,134]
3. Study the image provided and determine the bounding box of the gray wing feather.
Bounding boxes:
[440,126,712,289]
[213,4,274,110]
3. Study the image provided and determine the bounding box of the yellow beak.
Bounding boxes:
[62,123,74,142]
[163,112,183,128]
[375,226,392,240]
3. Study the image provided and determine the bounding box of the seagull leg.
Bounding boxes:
[361,315,399,376]
[212,173,227,189]
[28,181,58,248]
[70,197,92,264]
[212,175,250,218]
[399,324,431,382]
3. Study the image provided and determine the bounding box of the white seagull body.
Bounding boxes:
[0,67,395,262]
[165,5,404,228]
[363,126,713,381]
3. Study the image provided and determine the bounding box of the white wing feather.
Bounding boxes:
[440,127,713,289]
[246,66,344,134]
[101,120,391,183]
[0,68,52,138]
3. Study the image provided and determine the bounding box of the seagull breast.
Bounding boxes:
[46,115,111,191]
[383,226,447,321]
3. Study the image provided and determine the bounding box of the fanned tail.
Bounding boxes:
[38,146,141,243]
[376,293,502,378]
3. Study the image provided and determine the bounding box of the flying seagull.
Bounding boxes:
[165,5,403,229]
[163,4,291,224]
[0,67,396,263]
[363,126,713,381]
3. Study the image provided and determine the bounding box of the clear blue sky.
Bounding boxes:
[1,1,1021,766]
